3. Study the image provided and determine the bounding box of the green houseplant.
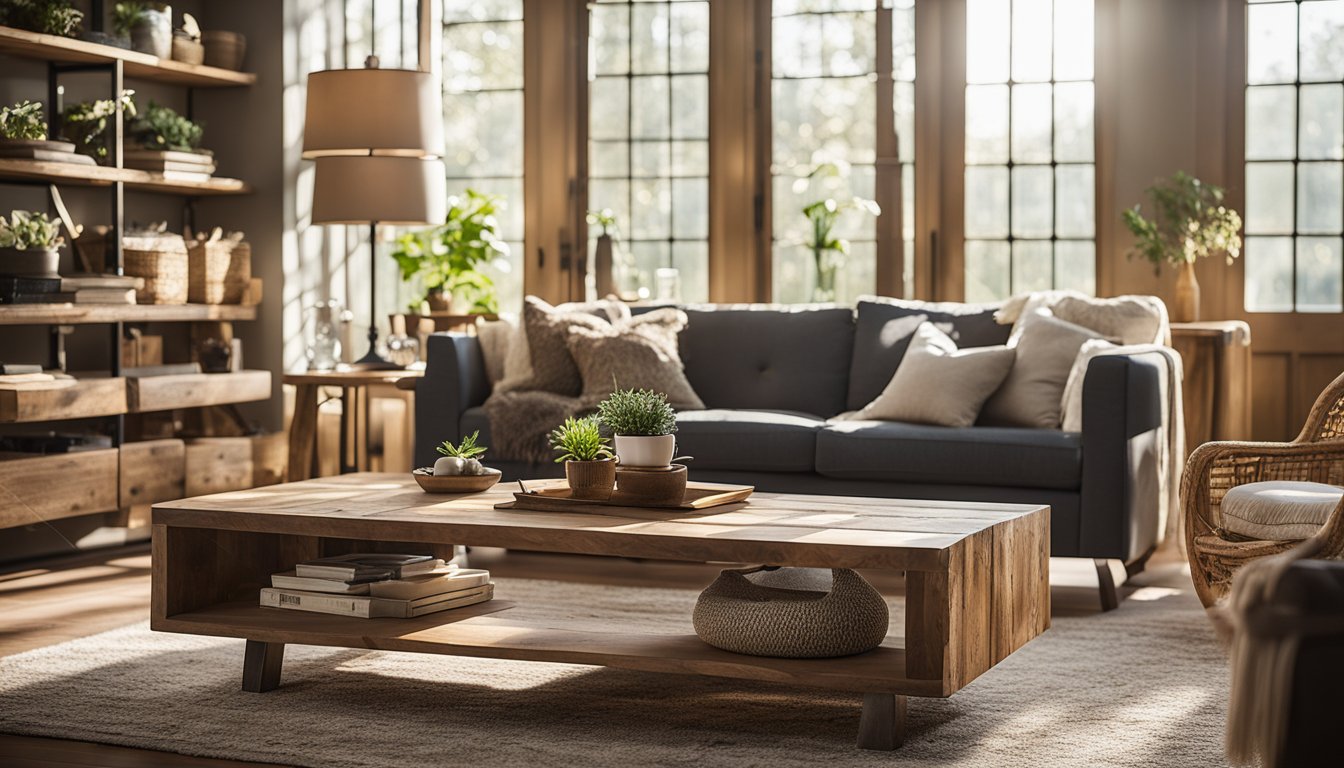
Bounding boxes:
[392,189,509,314]
[0,210,65,278]
[0,101,48,141]
[127,100,204,152]
[432,430,489,476]
[60,92,136,161]
[597,386,678,469]
[0,0,83,38]
[797,164,881,303]
[550,416,615,500]
[1122,171,1242,322]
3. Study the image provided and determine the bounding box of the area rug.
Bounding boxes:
[0,577,1229,767]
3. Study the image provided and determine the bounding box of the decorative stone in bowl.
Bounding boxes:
[413,466,501,494]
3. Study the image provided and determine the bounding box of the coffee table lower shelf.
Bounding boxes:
[152,600,943,699]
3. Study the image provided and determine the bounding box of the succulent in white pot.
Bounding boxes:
[597,386,678,469]
[433,430,489,476]
[0,210,64,278]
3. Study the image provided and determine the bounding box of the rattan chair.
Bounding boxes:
[1182,371,1344,607]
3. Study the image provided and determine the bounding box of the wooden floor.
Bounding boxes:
[0,543,1184,767]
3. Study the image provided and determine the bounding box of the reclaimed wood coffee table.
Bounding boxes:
[151,473,1049,750]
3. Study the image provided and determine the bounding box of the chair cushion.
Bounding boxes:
[678,306,855,416]
[847,296,1008,411]
[675,409,826,473]
[1221,481,1344,541]
[816,420,1083,490]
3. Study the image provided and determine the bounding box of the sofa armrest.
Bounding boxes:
[1078,353,1166,560]
[412,333,491,468]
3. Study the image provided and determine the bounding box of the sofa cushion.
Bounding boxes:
[678,306,855,416]
[1221,481,1344,541]
[459,406,493,449]
[816,420,1083,490]
[675,409,826,473]
[566,308,705,410]
[847,296,1008,411]
[980,310,1103,429]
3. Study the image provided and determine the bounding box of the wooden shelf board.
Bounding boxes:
[127,370,272,413]
[0,449,120,528]
[155,601,936,696]
[0,159,251,195]
[0,377,126,423]
[0,303,257,326]
[0,26,255,87]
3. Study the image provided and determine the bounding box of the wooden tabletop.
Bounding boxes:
[154,473,1046,572]
[281,368,425,386]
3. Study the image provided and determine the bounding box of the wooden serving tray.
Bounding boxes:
[498,480,754,513]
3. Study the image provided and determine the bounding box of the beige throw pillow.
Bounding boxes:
[475,319,515,385]
[512,296,632,395]
[1051,295,1166,345]
[850,322,1015,428]
[981,310,1103,429]
[566,308,705,410]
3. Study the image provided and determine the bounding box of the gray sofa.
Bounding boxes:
[412,302,1168,608]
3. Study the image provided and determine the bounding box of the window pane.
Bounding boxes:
[672,178,708,239]
[1012,166,1054,239]
[1246,85,1297,161]
[1300,84,1344,160]
[1012,0,1053,83]
[966,85,1010,165]
[672,241,709,303]
[670,74,708,139]
[1299,0,1344,82]
[1055,240,1096,294]
[631,76,671,139]
[1011,84,1054,164]
[1245,236,1296,312]
[670,1,709,72]
[671,140,708,177]
[1056,165,1095,238]
[1054,0,1094,81]
[1245,162,1296,235]
[965,166,1010,239]
[966,240,1011,302]
[773,77,877,166]
[967,0,1010,84]
[1248,2,1298,84]
[589,77,629,140]
[590,4,629,76]
[774,11,875,78]
[591,140,630,178]
[1054,81,1094,162]
[631,2,669,75]
[632,141,669,178]
[1297,162,1344,234]
[1012,240,1054,293]
[1297,237,1344,312]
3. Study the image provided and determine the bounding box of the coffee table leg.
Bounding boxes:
[856,692,906,750]
[241,640,285,693]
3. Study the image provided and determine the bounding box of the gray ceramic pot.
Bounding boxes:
[131,10,173,58]
[0,246,61,278]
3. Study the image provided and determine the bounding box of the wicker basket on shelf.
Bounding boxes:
[123,230,189,305]
[188,229,251,304]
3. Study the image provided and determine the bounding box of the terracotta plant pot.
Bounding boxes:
[1174,260,1200,323]
[565,458,616,500]
[613,434,676,469]
[0,246,61,278]
[425,288,450,312]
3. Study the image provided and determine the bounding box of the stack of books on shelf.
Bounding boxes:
[0,274,142,304]
[122,149,216,182]
[260,553,494,619]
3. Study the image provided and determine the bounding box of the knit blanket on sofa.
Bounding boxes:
[483,390,589,465]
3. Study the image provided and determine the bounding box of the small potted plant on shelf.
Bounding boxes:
[124,101,213,177]
[413,430,500,493]
[60,92,136,163]
[1123,171,1242,323]
[0,0,83,38]
[114,2,172,58]
[2,100,96,166]
[550,416,615,500]
[597,385,678,469]
[393,189,509,315]
[0,210,65,278]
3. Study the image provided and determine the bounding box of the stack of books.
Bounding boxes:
[259,553,494,619]
[123,149,217,182]
[60,274,143,304]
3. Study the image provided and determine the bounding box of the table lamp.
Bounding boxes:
[303,58,447,369]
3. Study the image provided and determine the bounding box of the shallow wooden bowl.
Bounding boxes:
[413,467,501,493]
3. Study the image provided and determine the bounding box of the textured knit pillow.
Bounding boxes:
[850,322,1015,428]
[566,308,705,410]
[981,310,1103,429]
[511,296,632,395]
[475,319,514,385]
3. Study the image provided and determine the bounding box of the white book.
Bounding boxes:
[270,570,371,595]
[259,584,493,619]
[366,568,492,600]
[294,553,442,582]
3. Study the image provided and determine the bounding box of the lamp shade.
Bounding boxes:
[311,156,448,225]
[302,68,445,159]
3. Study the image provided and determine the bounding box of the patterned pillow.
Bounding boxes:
[509,296,631,395]
[566,308,705,410]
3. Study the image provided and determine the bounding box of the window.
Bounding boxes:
[963,0,1095,302]
[442,0,525,313]
[770,0,915,304]
[1244,0,1344,313]
[588,0,711,303]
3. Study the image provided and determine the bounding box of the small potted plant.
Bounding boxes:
[1123,171,1242,323]
[413,430,500,493]
[114,2,172,59]
[60,92,136,163]
[0,100,48,145]
[0,0,83,38]
[550,416,615,500]
[0,210,65,278]
[127,100,204,153]
[597,386,678,469]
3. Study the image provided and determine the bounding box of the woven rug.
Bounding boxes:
[0,576,1228,767]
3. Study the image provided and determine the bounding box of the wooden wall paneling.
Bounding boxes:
[933,0,966,301]
[1251,352,1292,441]
[1093,0,1120,296]
[1296,355,1344,435]
[874,2,901,297]
[709,0,763,302]
[751,0,773,302]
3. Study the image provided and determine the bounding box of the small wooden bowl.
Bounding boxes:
[616,464,687,506]
[413,467,501,494]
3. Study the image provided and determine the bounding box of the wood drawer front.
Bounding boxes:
[0,449,119,528]
[120,439,187,508]
[185,438,254,497]
[0,378,127,423]
[127,370,271,412]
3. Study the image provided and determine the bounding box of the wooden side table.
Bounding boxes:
[283,369,424,481]
[1170,321,1252,446]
